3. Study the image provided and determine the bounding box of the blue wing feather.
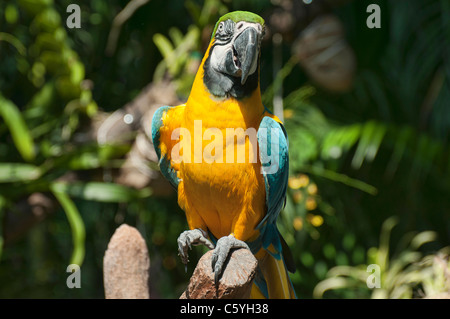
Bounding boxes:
[252,115,294,298]
[256,116,289,260]
[151,106,180,190]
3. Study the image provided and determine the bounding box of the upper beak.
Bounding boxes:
[233,27,260,85]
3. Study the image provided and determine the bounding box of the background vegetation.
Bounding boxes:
[0,0,448,298]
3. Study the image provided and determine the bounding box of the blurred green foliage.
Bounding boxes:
[314,217,450,299]
[0,0,449,298]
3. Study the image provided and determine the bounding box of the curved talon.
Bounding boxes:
[177,229,214,272]
[211,234,250,284]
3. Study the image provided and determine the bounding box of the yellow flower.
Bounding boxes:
[305,197,317,210]
[288,174,309,189]
[307,183,318,195]
[284,109,294,119]
[307,214,324,227]
[293,217,303,231]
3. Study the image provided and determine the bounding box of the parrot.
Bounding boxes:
[151,11,296,299]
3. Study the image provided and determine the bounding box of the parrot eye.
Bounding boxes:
[217,22,224,33]
[215,20,234,41]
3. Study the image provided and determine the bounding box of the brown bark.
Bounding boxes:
[180,248,258,299]
[103,224,151,299]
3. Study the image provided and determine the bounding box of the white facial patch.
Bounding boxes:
[210,21,262,80]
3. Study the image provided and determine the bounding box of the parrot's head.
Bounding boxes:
[203,11,265,100]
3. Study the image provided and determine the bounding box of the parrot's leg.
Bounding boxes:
[177,228,215,272]
[211,234,250,284]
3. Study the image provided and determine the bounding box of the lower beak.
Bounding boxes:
[233,27,259,85]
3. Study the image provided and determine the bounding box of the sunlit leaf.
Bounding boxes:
[51,181,152,203]
[50,184,85,266]
[410,231,437,250]
[301,165,378,195]
[69,60,85,85]
[313,277,355,299]
[51,144,130,170]
[351,121,386,169]
[153,34,174,61]
[169,27,184,47]
[0,94,36,161]
[0,163,42,183]
[378,216,399,271]
[24,82,55,117]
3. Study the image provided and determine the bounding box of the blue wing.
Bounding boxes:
[251,115,296,298]
[151,105,180,189]
[255,115,289,260]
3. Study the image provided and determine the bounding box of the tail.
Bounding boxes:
[250,251,296,299]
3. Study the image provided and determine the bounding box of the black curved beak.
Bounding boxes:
[233,27,259,85]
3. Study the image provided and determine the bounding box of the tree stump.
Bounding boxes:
[103,224,151,299]
[103,224,258,299]
[180,248,258,299]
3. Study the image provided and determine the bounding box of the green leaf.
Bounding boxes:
[50,184,85,266]
[5,5,19,24]
[0,32,26,56]
[378,216,399,272]
[288,129,318,168]
[321,124,361,160]
[351,121,386,169]
[313,277,355,299]
[52,144,130,170]
[51,181,151,203]
[69,60,85,85]
[0,163,42,183]
[301,165,378,195]
[153,33,174,60]
[24,82,55,118]
[0,94,36,161]
[169,27,184,47]
[410,231,437,250]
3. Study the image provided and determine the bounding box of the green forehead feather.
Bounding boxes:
[211,11,265,40]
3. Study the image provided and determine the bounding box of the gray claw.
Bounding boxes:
[177,229,214,271]
[211,234,250,284]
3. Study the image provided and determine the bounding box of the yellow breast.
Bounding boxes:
[176,61,266,238]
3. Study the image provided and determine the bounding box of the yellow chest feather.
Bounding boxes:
[176,87,266,239]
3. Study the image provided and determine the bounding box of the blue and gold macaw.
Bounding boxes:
[152,11,296,298]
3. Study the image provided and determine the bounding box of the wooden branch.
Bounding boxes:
[180,248,258,299]
[102,224,257,299]
[103,224,151,299]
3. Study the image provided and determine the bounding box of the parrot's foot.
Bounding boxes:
[211,234,250,284]
[178,229,214,272]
